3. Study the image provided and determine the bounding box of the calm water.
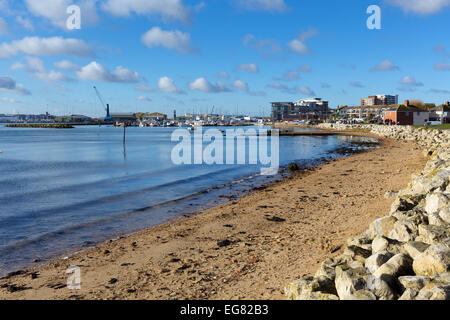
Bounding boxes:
[0,125,373,276]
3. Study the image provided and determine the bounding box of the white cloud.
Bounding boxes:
[189,77,230,93]
[76,61,139,83]
[400,76,424,86]
[10,62,25,70]
[0,17,8,35]
[238,63,259,73]
[385,0,450,15]
[0,37,93,59]
[371,59,400,71]
[0,76,31,95]
[349,81,364,88]
[54,60,81,71]
[25,56,72,82]
[288,29,318,55]
[433,45,450,57]
[158,76,183,93]
[141,27,194,53]
[136,84,154,92]
[216,72,230,79]
[15,16,34,31]
[430,88,450,94]
[274,66,311,81]
[236,0,287,12]
[102,0,192,22]
[434,62,450,71]
[242,34,282,58]
[0,97,20,104]
[267,83,315,96]
[24,0,99,29]
[274,71,300,81]
[25,56,46,73]
[299,86,315,96]
[231,80,248,92]
[137,95,151,101]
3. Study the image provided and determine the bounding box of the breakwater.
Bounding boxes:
[286,124,450,300]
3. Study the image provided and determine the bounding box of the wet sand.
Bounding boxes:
[0,134,427,300]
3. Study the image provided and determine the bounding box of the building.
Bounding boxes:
[271,102,294,121]
[345,105,388,122]
[429,102,450,124]
[383,100,430,125]
[110,113,137,123]
[55,114,92,123]
[271,98,330,121]
[361,95,398,107]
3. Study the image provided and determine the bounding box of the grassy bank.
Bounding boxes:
[413,124,450,130]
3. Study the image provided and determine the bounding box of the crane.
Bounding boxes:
[93,86,111,120]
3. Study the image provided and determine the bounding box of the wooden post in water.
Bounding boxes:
[123,123,127,145]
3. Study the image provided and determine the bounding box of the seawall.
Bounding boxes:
[286,124,450,300]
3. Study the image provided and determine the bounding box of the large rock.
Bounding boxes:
[425,192,449,215]
[416,224,450,245]
[416,282,450,300]
[398,276,431,292]
[403,241,430,260]
[365,252,394,274]
[347,233,372,247]
[345,245,372,263]
[285,276,338,300]
[369,216,397,238]
[413,244,450,276]
[372,236,389,254]
[428,213,447,227]
[389,220,419,242]
[398,288,418,300]
[439,207,450,224]
[373,254,413,278]
[334,266,373,300]
[366,275,397,300]
[371,235,403,255]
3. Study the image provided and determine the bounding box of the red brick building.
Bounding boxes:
[384,101,430,125]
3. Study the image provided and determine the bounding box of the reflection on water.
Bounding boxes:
[0,125,375,276]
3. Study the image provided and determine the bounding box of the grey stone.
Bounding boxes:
[365,252,394,274]
[334,266,370,300]
[373,254,413,278]
[425,192,449,215]
[285,276,338,300]
[403,241,430,260]
[416,282,450,300]
[369,216,397,238]
[398,276,431,292]
[439,207,450,224]
[416,224,450,245]
[366,275,397,300]
[398,288,419,300]
[389,220,418,242]
[413,244,450,276]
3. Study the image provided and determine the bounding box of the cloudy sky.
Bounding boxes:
[0,0,449,117]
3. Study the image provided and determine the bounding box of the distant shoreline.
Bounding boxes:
[5,124,75,129]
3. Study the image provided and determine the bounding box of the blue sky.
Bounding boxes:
[0,0,449,117]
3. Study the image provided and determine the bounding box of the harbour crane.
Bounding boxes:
[93,86,111,120]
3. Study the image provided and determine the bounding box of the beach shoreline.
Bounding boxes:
[0,131,427,300]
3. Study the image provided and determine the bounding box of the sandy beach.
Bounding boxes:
[0,133,427,300]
